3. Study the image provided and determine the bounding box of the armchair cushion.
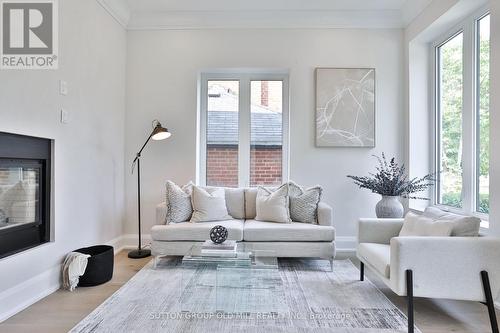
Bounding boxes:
[399,212,454,237]
[423,206,480,237]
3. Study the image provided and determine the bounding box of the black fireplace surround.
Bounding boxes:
[0,132,51,258]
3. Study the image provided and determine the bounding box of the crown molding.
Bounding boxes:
[127,10,404,30]
[96,0,437,31]
[96,0,131,28]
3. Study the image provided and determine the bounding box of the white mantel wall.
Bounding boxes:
[0,0,126,321]
[125,28,404,249]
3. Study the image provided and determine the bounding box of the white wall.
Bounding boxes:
[0,0,126,321]
[125,28,404,249]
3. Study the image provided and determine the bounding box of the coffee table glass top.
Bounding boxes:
[182,242,278,268]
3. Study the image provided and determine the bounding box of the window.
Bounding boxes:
[434,9,490,221]
[200,72,289,187]
[476,14,490,214]
[437,32,464,209]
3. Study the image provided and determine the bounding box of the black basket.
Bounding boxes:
[75,245,114,287]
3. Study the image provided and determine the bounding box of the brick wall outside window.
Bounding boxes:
[250,147,282,186]
[206,145,282,187]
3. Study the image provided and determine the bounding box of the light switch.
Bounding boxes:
[60,109,69,124]
[59,80,68,95]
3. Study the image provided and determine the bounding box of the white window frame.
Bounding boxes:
[198,70,290,187]
[431,6,490,225]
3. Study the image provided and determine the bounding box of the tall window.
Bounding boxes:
[434,10,490,220]
[476,14,490,214]
[200,73,289,187]
[437,32,464,209]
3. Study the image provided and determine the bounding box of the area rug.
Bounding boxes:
[70,258,419,333]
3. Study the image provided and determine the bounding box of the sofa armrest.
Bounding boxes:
[390,236,500,301]
[358,218,404,244]
[317,202,333,226]
[156,202,167,225]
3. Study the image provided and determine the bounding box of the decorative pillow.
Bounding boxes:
[202,186,245,219]
[399,212,454,237]
[288,181,322,224]
[255,184,291,223]
[190,186,231,222]
[165,181,194,224]
[423,206,481,237]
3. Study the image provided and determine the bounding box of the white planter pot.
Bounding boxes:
[375,195,404,218]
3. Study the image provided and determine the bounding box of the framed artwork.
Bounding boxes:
[315,68,375,147]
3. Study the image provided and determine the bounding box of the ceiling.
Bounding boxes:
[97,0,434,30]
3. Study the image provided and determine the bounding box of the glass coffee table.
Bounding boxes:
[180,243,285,313]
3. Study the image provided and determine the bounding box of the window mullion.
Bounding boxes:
[199,75,208,186]
[238,77,251,187]
[461,21,476,214]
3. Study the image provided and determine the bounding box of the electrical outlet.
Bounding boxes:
[60,109,69,124]
[59,80,68,95]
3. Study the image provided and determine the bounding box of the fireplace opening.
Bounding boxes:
[0,132,51,258]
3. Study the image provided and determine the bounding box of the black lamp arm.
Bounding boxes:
[131,129,156,173]
[132,119,164,169]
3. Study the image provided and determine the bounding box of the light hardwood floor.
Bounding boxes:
[0,251,497,333]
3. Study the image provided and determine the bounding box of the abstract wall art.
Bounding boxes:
[315,68,375,147]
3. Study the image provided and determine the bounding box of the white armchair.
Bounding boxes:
[357,217,500,333]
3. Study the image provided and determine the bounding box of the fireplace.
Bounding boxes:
[0,132,51,258]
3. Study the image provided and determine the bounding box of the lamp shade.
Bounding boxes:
[151,122,171,141]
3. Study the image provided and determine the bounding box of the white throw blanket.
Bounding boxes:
[62,252,90,291]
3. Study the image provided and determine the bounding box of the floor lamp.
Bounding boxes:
[128,120,171,259]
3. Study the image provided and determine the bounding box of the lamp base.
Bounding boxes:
[128,248,151,259]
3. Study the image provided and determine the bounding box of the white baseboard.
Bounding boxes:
[335,236,357,255]
[0,264,60,323]
[107,234,152,254]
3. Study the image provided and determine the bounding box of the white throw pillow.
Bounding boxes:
[399,212,454,237]
[190,186,231,222]
[288,181,322,224]
[423,206,481,236]
[165,180,194,224]
[255,184,291,224]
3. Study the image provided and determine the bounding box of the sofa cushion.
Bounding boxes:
[423,206,481,237]
[255,184,291,223]
[357,243,391,278]
[151,219,244,241]
[222,188,245,219]
[244,188,258,219]
[190,186,231,223]
[243,219,335,242]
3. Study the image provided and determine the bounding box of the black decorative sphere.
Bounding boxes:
[210,225,228,244]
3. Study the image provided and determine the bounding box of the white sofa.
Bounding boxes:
[357,215,500,333]
[151,187,336,269]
